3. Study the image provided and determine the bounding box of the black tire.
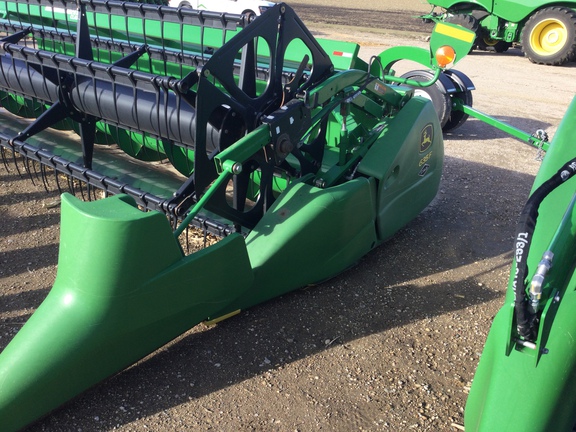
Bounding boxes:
[476,36,511,53]
[445,14,479,52]
[521,7,576,65]
[445,13,479,32]
[444,90,473,132]
[442,70,475,132]
[242,9,256,22]
[400,71,452,129]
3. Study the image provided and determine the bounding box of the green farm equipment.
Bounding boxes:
[1,1,575,430]
[464,98,576,431]
[422,0,576,65]
[0,1,481,430]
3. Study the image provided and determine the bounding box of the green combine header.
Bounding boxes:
[2,1,576,431]
[0,1,480,429]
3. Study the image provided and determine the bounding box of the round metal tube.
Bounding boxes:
[0,56,59,101]
[70,78,197,146]
[0,56,198,146]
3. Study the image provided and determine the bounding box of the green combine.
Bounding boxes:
[422,0,576,65]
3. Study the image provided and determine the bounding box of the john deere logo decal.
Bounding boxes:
[420,123,434,153]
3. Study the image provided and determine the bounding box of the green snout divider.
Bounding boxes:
[0,193,253,431]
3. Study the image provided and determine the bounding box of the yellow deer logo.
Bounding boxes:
[420,124,434,153]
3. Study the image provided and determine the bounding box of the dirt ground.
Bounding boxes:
[1,1,576,431]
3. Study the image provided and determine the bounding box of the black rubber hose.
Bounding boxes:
[514,157,576,340]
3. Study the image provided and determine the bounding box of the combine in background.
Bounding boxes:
[422,0,576,65]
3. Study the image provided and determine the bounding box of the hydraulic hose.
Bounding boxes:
[514,157,576,340]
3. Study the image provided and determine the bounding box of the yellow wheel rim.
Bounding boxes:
[483,37,499,47]
[530,18,568,55]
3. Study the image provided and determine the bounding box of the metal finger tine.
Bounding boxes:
[23,156,37,186]
[84,182,97,202]
[31,159,42,184]
[78,178,87,201]
[88,183,95,201]
[40,163,51,191]
[11,148,22,177]
[66,173,76,196]
[53,168,63,194]
[1,147,10,172]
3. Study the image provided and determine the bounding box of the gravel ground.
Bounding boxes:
[1,1,576,431]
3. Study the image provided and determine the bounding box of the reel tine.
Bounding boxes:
[67,174,76,196]
[75,179,82,198]
[203,223,208,250]
[54,169,63,194]
[11,148,23,177]
[90,184,101,202]
[31,158,42,184]
[23,156,37,186]
[0,146,11,172]
[79,179,96,202]
[92,185,100,201]
[77,177,87,201]
[40,163,51,192]
[86,183,93,201]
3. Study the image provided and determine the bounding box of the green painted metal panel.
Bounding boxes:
[223,176,378,313]
[427,0,494,13]
[465,97,576,431]
[358,97,443,241]
[0,193,253,432]
[492,0,576,23]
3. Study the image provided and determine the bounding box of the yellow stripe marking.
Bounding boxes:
[204,309,241,326]
[436,22,475,43]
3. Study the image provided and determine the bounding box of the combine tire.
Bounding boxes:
[446,14,479,51]
[476,36,511,53]
[521,7,576,65]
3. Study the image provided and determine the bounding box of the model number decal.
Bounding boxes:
[419,151,433,167]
